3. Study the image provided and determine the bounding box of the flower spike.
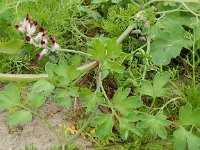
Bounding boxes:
[15,14,59,60]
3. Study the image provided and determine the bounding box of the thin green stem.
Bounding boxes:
[155,5,182,14]
[142,36,151,80]
[96,70,102,92]
[72,25,90,40]
[190,125,195,133]
[100,82,120,120]
[192,41,196,85]
[62,69,100,144]
[134,110,149,116]
[169,81,187,101]
[181,1,200,21]
[100,103,114,108]
[150,97,156,108]
[143,0,200,8]
[132,43,147,54]
[0,73,48,81]
[156,97,181,114]
[57,48,92,57]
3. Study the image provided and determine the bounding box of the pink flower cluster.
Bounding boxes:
[15,14,60,60]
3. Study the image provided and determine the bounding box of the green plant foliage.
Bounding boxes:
[0,39,24,54]
[0,85,20,110]
[173,127,200,150]
[88,38,122,62]
[119,114,144,140]
[53,87,79,109]
[88,38,125,74]
[148,12,192,65]
[45,61,80,87]
[7,110,32,126]
[89,40,107,62]
[178,104,200,126]
[112,88,143,116]
[92,0,122,4]
[140,114,171,139]
[1,0,200,149]
[31,80,55,96]
[95,114,114,140]
[186,84,200,108]
[27,92,45,108]
[80,88,104,113]
[101,4,138,37]
[137,72,171,99]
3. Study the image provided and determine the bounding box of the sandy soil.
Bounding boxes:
[0,100,92,150]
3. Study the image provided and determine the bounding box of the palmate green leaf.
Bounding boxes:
[113,88,131,102]
[7,110,32,126]
[88,38,122,63]
[112,88,143,116]
[153,71,171,96]
[79,88,104,113]
[138,80,154,98]
[53,87,78,109]
[32,80,55,96]
[103,61,124,73]
[107,38,122,59]
[148,12,192,65]
[53,89,72,109]
[95,114,113,140]
[151,32,190,65]
[138,72,171,99]
[28,92,45,108]
[0,85,20,110]
[48,61,80,87]
[173,127,200,150]
[140,114,171,139]
[119,114,144,140]
[0,39,24,54]
[178,104,200,126]
[88,40,106,62]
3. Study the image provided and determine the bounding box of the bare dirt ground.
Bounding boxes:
[0,100,92,150]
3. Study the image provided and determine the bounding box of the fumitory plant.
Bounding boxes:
[0,0,200,149]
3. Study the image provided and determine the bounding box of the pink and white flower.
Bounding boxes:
[50,37,59,52]
[21,14,29,29]
[15,25,25,32]
[15,14,60,60]
[35,49,48,60]
[26,21,38,36]
[15,14,29,32]
[40,33,48,47]
[25,35,37,46]
[34,27,44,42]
